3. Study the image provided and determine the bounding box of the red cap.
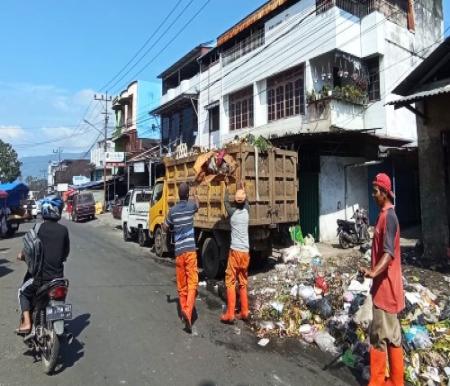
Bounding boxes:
[373,173,395,198]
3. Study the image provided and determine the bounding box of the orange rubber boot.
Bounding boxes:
[182,290,197,333]
[385,346,404,386]
[236,287,249,320]
[368,347,387,386]
[220,288,236,324]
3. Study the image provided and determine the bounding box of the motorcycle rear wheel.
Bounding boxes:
[42,329,60,374]
[339,233,351,249]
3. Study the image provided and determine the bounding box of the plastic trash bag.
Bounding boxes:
[298,285,316,302]
[281,245,301,263]
[308,297,333,319]
[304,234,315,246]
[314,330,339,355]
[349,294,367,316]
[353,294,373,328]
[403,325,433,349]
[289,225,304,245]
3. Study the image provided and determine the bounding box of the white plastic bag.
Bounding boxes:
[353,294,373,328]
[314,330,339,355]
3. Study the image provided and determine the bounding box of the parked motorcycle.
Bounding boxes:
[337,209,370,249]
[21,278,72,374]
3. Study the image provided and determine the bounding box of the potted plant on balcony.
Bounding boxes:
[333,86,342,99]
[306,90,317,104]
[322,84,333,97]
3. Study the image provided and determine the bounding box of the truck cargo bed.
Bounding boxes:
[164,144,298,230]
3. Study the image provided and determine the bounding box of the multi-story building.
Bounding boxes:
[112,80,161,187]
[112,80,161,155]
[192,0,443,240]
[90,139,115,181]
[150,44,212,152]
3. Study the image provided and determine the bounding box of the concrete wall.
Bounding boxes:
[417,95,450,262]
[319,156,369,241]
[136,80,161,140]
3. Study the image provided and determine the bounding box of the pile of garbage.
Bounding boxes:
[193,149,237,184]
[248,233,450,384]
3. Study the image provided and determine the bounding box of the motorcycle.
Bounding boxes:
[21,278,72,374]
[337,209,370,249]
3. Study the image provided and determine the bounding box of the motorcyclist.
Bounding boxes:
[16,196,70,334]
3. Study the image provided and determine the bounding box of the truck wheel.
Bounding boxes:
[154,227,164,257]
[123,224,131,241]
[202,237,220,279]
[138,228,148,247]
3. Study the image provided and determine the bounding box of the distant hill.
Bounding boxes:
[20,153,89,179]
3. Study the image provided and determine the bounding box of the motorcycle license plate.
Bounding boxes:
[46,304,72,321]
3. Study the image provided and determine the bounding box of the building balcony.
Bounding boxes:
[317,0,408,28]
[304,94,366,132]
[160,74,200,105]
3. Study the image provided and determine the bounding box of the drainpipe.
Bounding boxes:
[344,160,382,220]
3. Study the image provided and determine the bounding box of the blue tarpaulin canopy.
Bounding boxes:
[0,182,29,208]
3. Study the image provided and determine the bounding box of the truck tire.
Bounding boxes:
[154,227,164,257]
[202,237,220,279]
[123,223,131,241]
[138,228,148,247]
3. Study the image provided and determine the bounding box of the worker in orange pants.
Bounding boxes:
[164,182,199,333]
[221,182,250,324]
[176,251,198,330]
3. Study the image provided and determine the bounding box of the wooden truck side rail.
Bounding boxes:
[163,144,299,229]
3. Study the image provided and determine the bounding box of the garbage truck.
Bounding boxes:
[147,142,299,278]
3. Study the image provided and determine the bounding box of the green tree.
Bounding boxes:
[0,139,21,183]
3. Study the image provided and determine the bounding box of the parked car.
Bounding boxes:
[71,192,95,222]
[23,199,38,219]
[122,187,152,246]
[112,198,124,220]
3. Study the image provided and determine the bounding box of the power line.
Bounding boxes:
[110,0,210,95]
[99,0,185,92]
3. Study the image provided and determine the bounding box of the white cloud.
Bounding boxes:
[0,125,26,140]
[0,82,105,156]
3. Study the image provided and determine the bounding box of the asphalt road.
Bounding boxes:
[0,218,358,386]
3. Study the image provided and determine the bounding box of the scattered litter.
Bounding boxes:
[270,301,284,314]
[247,236,449,384]
[347,278,371,294]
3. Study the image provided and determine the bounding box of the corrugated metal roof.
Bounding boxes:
[387,84,450,106]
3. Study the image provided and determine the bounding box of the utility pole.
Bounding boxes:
[53,147,63,168]
[94,92,112,211]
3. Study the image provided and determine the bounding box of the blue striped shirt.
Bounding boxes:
[164,200,198,256]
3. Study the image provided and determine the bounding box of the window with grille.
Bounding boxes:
[267,65,305,122]
[367,57,380,102]
[229,86,254,131]
[222,27,265,67]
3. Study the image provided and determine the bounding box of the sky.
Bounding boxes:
[0,0,264,157]
[0,0,449,158]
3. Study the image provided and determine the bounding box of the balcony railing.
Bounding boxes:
[316,0,408,28]
[366,0,408,28]
[316,0,363,18]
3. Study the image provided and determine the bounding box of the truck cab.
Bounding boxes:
[147,178,169,256]
[122,187,153,246]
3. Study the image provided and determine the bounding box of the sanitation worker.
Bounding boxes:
[361,173,405,386]
[163,182,199,333]
[220,180,250,324]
